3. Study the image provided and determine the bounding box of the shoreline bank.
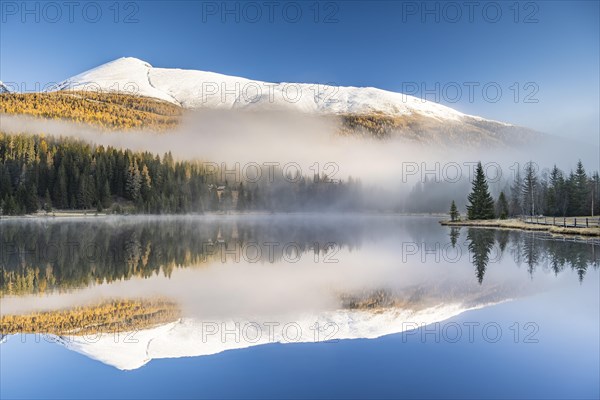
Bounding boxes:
[440,218,600,237]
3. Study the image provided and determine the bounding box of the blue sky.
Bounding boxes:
[1,1,599,145]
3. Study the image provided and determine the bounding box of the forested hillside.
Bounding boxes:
[0,92,182,130]
[0,133,367,215]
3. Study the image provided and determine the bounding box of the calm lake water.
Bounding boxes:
[1,215,599,399]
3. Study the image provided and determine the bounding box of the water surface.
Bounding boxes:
[1,215,598,399]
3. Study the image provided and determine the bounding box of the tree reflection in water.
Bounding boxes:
[0,218,598,296]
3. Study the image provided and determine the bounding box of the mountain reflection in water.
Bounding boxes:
[1,215,598,369]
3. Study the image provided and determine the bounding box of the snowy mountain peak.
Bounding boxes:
[53,57,508,126]
[53,303,481,370]
[53,57,177,103]
[0,81,10,94]
[91,57,153,70]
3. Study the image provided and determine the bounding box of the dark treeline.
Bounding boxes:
[407,160,600,217]
[511,161,599,217]
[0,133,371,215]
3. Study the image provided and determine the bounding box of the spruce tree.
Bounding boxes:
[25,182,39,213]
[101,180,112,208]
[466,162,495,220]
[496,191,509,219]
[546,165,562,216]
[591,172,600,216]
[43,189,52,213]
[53,163,68,209]
[140,164,152,202]
[125,160,141,202]
[509,167,522,216]
[572,160,588,215]
[522,161,538,216]
[449,200,459,221]
[3,195,17,215]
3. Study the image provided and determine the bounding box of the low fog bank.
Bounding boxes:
[2,111,593,179]
[1,110,596,212]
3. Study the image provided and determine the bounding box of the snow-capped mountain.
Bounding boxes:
[52,303,485,370]
[50,57,539,145]
[0,81,10,94]
[54,57,469,119]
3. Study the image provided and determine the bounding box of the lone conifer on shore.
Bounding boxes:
[449,200,459,221]
[467,163,495,220]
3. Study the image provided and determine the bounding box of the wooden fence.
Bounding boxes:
[520,216,600,228]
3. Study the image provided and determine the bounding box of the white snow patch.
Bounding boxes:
[52,57,509,125]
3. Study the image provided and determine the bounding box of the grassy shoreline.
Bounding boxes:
[440,218,600,237]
